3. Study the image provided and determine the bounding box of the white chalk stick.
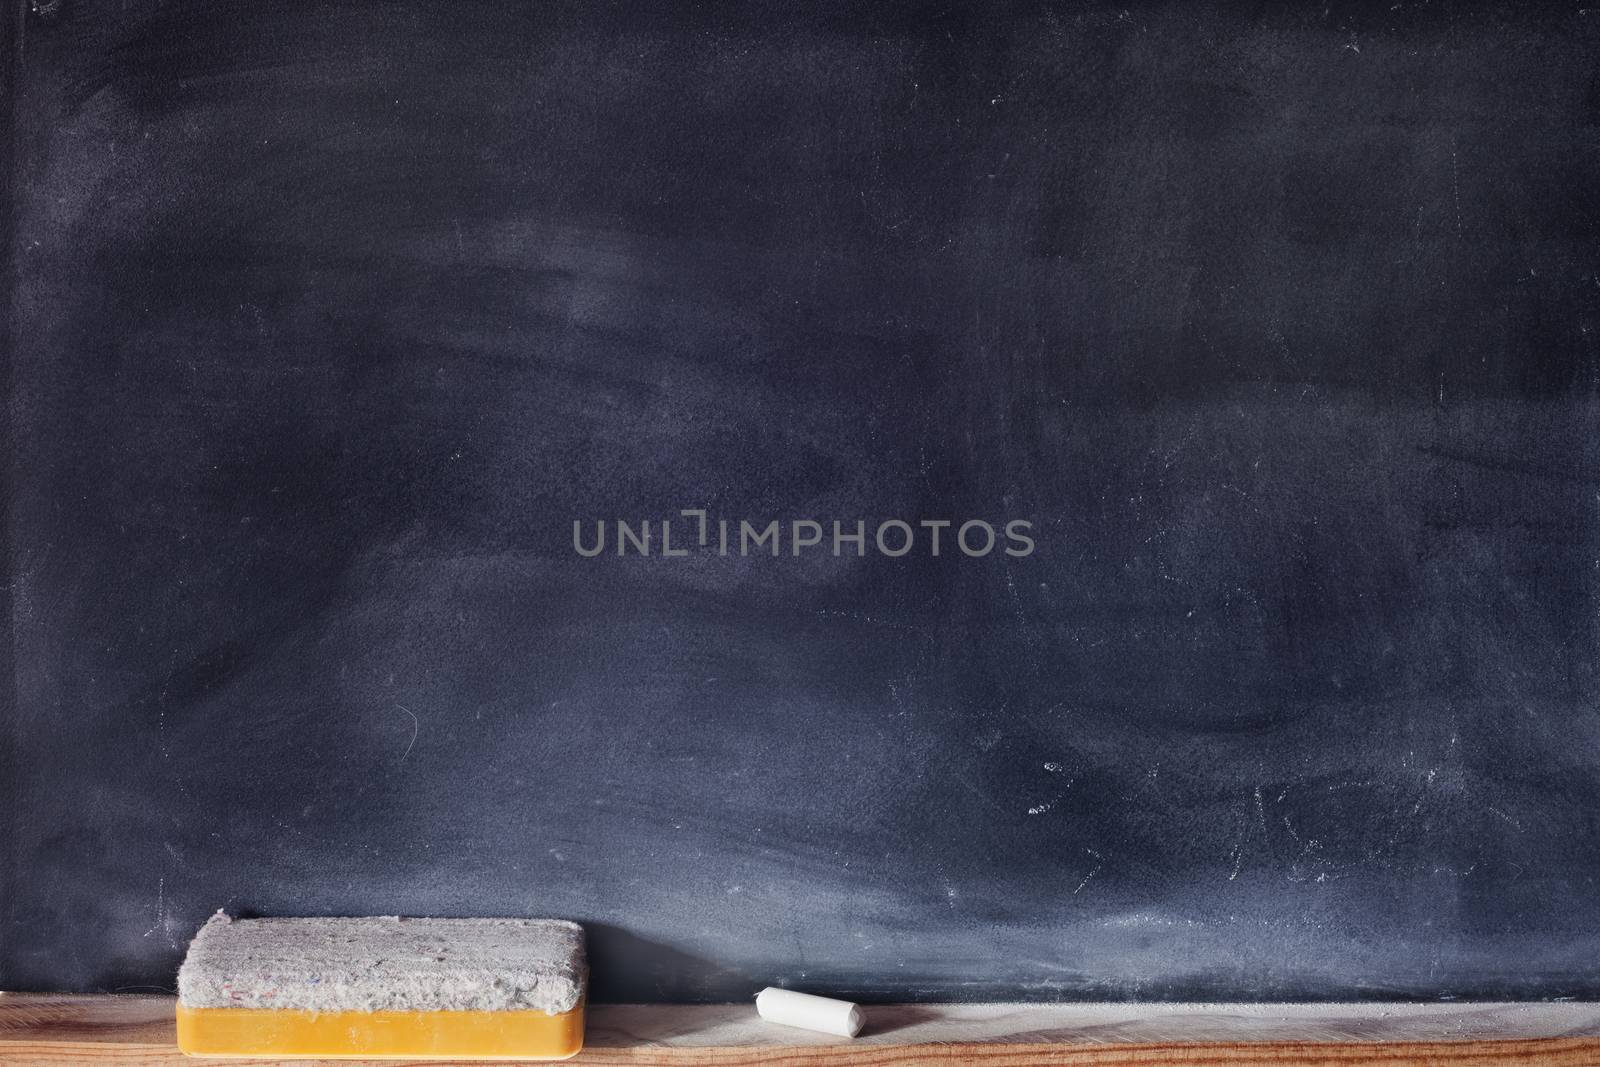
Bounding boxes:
[754,987,864,1037]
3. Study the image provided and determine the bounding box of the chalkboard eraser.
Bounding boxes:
[174,913,587,1060]
[755,986,865,1037]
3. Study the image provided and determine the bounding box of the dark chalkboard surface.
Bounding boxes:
[4,0,1599,1002]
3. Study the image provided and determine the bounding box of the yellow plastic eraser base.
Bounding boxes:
[175,1002,584,1060]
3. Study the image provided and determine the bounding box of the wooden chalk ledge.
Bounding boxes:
[3,994,1600,1065]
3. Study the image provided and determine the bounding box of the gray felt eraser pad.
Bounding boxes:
[177,913,587,1014]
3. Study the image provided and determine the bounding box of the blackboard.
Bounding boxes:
[4,0,1599,1002]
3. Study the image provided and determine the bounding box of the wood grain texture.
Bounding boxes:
[4,995,1600,1066]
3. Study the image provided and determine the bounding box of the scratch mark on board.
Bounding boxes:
[394,704,420,768]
